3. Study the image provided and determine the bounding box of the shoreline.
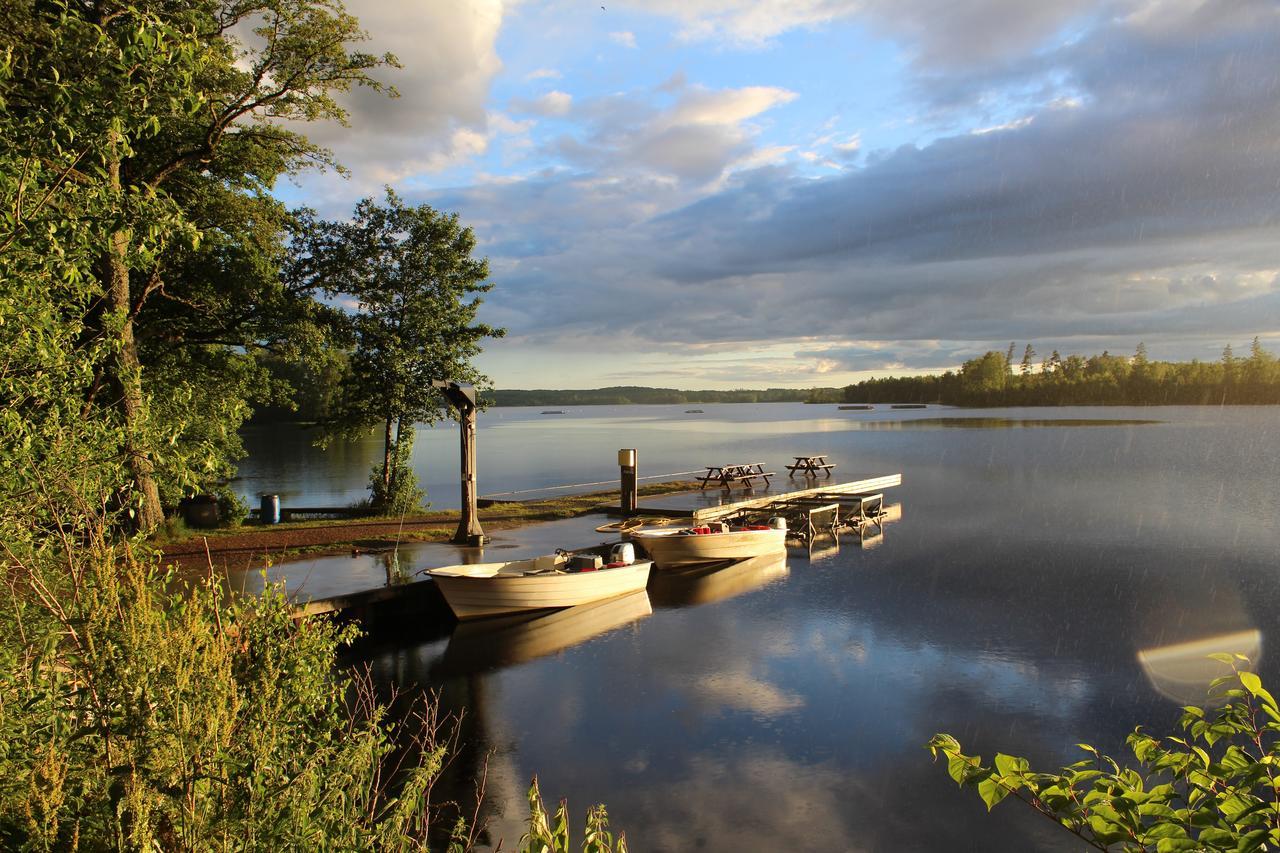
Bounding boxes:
[158,481,699,573]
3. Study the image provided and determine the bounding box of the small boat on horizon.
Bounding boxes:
[428,544,651,620]
[540,410,566,414]
[627,519,787,567]
[890,403,928,409]
[839,404,874,410]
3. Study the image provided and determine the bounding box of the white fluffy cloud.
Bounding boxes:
[544,81,797,185]
[300,0,506,182]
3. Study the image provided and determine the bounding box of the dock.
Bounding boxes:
[609,473,901,521]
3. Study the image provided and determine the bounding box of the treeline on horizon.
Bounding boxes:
[843,340,1280,406]
[251,340,1280,423]
[483,385,844,406]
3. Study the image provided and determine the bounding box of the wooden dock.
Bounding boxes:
[611,474,901,521]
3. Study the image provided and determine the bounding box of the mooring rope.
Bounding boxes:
[479,470,702,500]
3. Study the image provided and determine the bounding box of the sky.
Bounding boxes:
[275,0,1280,390]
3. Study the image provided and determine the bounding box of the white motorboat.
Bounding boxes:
[627,518,787,568]
[428,544,651,620]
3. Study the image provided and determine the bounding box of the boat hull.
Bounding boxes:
[429,560,651,620]
[628,527,786,568]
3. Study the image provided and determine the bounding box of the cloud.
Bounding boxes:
[540,81,797,185]
[626,0,1107,66]
[511,90,574,117]
[524,67,562,81]
[424,1,1280,383]
[609,30,638,48]
[289,0,506,185]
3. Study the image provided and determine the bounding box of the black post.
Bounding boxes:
[619,448,638,515]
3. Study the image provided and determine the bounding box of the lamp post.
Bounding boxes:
[431,381,486,546]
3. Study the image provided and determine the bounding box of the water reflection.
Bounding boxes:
[648,552,789,608]
[853,417,1162,430]
[433,591,653,678]
[262,405,1280,851]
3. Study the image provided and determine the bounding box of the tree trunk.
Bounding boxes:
[104,152,164,532]
[381,415,394,493]
[391,417,408,495]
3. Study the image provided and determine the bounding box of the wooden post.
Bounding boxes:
[432,381,486,546]
[619,448,638,515]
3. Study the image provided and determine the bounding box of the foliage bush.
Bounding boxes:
[214,484,250,528]
[369,436,426,516]
[930,659,1280,852]
[0,526,454,849]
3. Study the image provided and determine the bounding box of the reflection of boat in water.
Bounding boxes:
[434,591,653,676]
[1137,629,1262,704]
[428,547,651,619]
[648,552,789,607]
[628,520,787,567]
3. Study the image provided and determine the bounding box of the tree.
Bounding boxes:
[303,189,505,512]
[1,0,396,530]
[1005,342,1016,377]
[1021,344,1037,375]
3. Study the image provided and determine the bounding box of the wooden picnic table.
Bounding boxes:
[698,462,775,490]
[785,454,836,477]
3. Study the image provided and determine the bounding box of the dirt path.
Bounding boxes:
[155,482,697,573]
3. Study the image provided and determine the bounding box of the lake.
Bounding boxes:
[239,404,1279,850]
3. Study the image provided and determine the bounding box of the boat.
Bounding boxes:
[890,403,927,409]
[838,404,874,410]
[427,544,651,620]
[627,519,787,568]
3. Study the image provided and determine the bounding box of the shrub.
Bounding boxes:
[929,659,1280,852]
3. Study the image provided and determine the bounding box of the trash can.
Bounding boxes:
[259,493,280,525]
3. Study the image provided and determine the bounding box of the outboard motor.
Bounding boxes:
[609,542,636,565]
[767,516,788,531]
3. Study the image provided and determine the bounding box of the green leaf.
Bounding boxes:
[994,753,1028,777]
[977,775,1011,811]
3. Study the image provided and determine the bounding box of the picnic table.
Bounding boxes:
[698,462,775,490]
[785,454,836,477]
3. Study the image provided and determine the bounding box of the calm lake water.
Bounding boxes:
[240,404,1279,850]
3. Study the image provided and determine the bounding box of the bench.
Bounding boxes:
[698,462,775,490]
[785,454,836,477]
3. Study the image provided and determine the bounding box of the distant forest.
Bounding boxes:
[251,340,1279,423]
[484,386,844,406]
[843,340,1280,407]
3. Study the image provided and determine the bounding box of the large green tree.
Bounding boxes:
[1,0,395,530]
[299,189,505,511]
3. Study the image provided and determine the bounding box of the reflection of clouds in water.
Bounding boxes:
[696,671,805,717]
[642,752,857,852]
